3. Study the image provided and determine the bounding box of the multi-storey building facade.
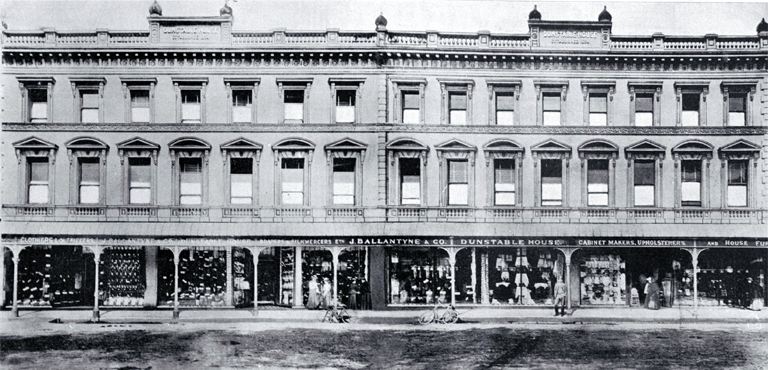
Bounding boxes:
[2,3,767,319]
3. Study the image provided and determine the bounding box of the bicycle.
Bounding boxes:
[319,302,356,323]
[417,298,459,324]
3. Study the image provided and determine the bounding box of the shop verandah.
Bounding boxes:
[2,237,766,321]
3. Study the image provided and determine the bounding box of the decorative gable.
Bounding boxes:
[117,137,160,164]
[531,139,572,159]
[718,139,760,160]
[624,139,666,160]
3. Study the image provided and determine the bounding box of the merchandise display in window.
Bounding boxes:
[338,248,368,310]
[99,247,146,307]
[232,248,254,307]
[488,247,560,306]
[279,248,294,306]
[157,249,175,306]
[580,254,626,305]
[14,246,53,307]
[302,249,333,306]
[177,250,227,307]
[388,248,452,305]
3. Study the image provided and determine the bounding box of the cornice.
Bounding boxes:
[3,122,766,136]
[3,50,766,72]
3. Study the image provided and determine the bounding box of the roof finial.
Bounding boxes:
[149,0,162,16]
[598,5,612,22]
[757,18,768,34]
[375,12,388,30]
[528,5,541,21]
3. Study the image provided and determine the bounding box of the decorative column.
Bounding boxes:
[226,246,233,306]
[440,247,462,306]
[0,246,5,307]
[330,247,342,306]
[246,246,265,314]
[556,247,580,311]
[169,246,184,320]
[9,245,27,318]
[481,248,489,304]
[88,246,104,322]
[682,247,707,310]
[12,255,20,317]
[471,248,477,304]
[293,246,303,308]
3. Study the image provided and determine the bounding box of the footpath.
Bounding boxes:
[2,305,766,325]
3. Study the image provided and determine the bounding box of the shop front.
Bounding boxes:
[2,237,766,316]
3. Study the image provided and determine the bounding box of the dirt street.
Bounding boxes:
[1,322,767,369]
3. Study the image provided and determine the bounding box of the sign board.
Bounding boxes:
[538,29,603,48]
[159,25,221,43]
[4,236,767,248]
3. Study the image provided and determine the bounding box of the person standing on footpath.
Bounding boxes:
[306,275,320,309]
[321,277,333,309]
[644,276,660,310]
[553,277,567,316]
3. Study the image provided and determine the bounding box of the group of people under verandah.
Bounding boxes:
[305,274,369,310]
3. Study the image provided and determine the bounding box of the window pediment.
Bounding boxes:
[325,137,367,152]
[718,139,760,160]
[435,139,476,152]
[531,139,571,160]
[66,137,108,150]
[578,139,618,160]
[14,136,58,151]
[386,138,428,151]
[672,139,713,160]
[117,137,160,151]
[273,138,315,151]
[169,137,211,150]
[625,139,666,160]
[221,137,263,151]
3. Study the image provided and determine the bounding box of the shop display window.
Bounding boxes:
[579,253,626,306]
[388,248,452,305]
[232,248,254,307]
[278,248,294,306]
[337,248,368,309]
[176,249,227,307]
[99,247,145,307]
[678,249,765,307]
[302,249,334,306]
[14,246,95,308]
[488,247,561,306]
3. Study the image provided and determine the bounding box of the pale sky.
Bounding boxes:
[1,1,766,36]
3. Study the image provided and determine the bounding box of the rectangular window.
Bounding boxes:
[27,158,49,203]
[181,90,201,123]
[332,158,356,205]
[681,93,700,127]
[587,160,609,206]
[496,92,515,126]
[449,93,467,125]
[633,160,655,206]
[80,90,99,123]
[402,91,420,124]
[230,158,253,204]
[128,158,151,204]
[336,90,356,123]
[232,90,252,123]
[727,160,748,207]
[589,94,608,126]
[541,159,562,206]
[447,160,468,205]
[281,158,304,204]
[728,94,746,127]
[400,158,421,205]
[130,90,150,123]
[635,94,654,127]
[179,158,202,205]
[283,90,304,123]
[681,160,702,206]
[542,93,561,126]
[29,89,48,123]
[79,158,100,204]
[494,159,515,205]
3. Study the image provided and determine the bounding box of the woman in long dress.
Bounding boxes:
[321,277,333,309]
[644,277,660,310]
[306,275,320,309]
